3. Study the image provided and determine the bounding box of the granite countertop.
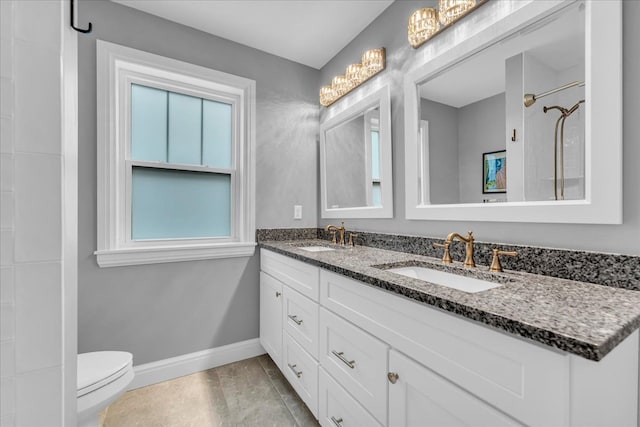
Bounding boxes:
[260,239,640,361]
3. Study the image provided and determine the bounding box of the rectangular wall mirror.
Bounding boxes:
[320,86,393,218]
[404,0,621,224]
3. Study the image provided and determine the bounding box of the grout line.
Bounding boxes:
[257,355,302,427]
[256,355,317,427]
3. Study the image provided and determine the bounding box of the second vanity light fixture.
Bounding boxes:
[319,48,385,107]
[408,0,488,48]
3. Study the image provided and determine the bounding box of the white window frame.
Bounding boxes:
[95,41,256,267]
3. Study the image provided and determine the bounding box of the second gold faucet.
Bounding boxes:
[325,222,346,245]
[433,231,476,267]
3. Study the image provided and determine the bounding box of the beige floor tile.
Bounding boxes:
[104,355,319,427]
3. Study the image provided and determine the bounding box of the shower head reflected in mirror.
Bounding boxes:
[523,80,584,108]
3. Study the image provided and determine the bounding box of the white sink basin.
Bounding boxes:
[387,266,500,293]
[298,246,335,252]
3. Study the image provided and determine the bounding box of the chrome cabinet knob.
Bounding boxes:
[387,372,399,384]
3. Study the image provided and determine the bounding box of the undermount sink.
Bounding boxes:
[386,266,500,293]
[298,246,336,252]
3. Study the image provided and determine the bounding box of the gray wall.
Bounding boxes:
[319,0,640,256]
[458,93,506,203]
[78,1,319,364]
[420,98,459,204]
[325,116,367,208]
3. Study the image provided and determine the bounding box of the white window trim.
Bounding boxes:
[96,40,256,267]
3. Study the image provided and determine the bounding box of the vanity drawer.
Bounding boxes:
[320,269,567,426]
[283,285,319,359]
[318,368,382,427]
[319,308,388,425]
[261,249,320,301]
[283,331,319,418]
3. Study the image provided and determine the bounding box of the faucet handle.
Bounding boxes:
[329,229,337,244]
[433,242,453,264]
[348,232,359,247]
[489,249,518,272]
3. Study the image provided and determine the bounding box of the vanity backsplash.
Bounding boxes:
[256,228,640,291]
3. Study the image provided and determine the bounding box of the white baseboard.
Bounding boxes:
[128,338,265,390]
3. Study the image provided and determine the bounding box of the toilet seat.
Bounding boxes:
[78,351,133,397]
[77,351,135,427]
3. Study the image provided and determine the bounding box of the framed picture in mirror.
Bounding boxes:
[483,150,506,194]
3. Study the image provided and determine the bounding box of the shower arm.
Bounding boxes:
[524,81,585,107]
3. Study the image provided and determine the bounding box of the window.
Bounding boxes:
[96,41,255,267]
[364,110,382,207]
[371,127,382,206]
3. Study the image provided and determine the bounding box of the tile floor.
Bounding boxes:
[104,355,319,427]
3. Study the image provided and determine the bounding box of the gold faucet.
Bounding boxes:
[489,249,518,272]
[432,242,453,264]
[325,222,346,245]
[445,230,475,267]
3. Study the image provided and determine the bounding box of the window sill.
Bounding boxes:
[95,242,256,267]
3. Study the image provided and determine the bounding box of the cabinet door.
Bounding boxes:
[388,350,522,427]
[260,272,283,370]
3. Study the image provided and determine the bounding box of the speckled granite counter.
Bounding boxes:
[260,239,640,361]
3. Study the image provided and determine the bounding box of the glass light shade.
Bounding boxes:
[362,48,385,77]
[346,63,364,87]
[319,48,386,107]
[320,85,335,106]
[408,8,440,48]
[332,75,349,97]
[439,0,476,26]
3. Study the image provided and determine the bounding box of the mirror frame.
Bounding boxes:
[404,0,622,224]
[320,85,393,218]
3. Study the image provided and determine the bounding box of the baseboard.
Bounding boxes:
[128,338,265,390]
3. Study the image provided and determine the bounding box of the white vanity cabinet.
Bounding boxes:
[259,271,283,370]
[260,249,639,427]
[260,250,321,418]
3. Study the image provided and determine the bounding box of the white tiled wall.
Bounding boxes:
[0,1,68,425]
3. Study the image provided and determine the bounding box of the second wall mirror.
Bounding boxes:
[320,86,393,218]
[403,0,622,224]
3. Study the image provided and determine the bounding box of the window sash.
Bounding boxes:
[124,160,236,246]
[118,77,241,249]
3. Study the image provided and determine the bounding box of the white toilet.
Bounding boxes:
[77,351,135,427]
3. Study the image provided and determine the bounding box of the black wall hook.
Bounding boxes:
[70,0,92,33]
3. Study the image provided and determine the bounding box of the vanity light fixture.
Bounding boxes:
[439,0,477,26]
[408,8,440,48]
[408,0,488,49]
[319,48,386,107]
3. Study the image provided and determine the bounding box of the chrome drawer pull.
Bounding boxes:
[275,291,281,297]
[331,350,355,369]
[331,416,344,426]
[288,314,303,325]
[288,363,303,378]
[387,372,399,384]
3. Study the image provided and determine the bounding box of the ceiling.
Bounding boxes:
[420,2,584,108]
[111,0,395,69]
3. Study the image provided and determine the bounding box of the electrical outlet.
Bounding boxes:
[294,205,302,220]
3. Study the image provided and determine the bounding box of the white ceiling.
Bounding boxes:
[111,0,395,69]
[420,2,585,108]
